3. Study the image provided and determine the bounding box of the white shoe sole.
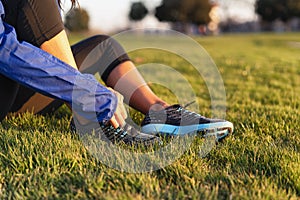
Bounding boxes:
[141,121,234,141]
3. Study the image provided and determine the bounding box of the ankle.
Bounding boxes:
[149,102,169,111]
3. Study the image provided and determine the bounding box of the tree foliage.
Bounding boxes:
[129,2,149,21]
[155,0,212,25]
[255,0,300,22]
[64,8,90,32]
[287,0,300,17]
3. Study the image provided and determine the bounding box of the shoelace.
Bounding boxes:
[182,101,202,120]
[100,123,128,142]
[142,101,202,126]
[168,101,200,121]
[183,100,196,108]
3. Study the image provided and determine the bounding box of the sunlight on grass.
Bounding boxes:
[0,33,299,199]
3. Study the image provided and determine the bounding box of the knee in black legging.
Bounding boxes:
[71,35,131,83]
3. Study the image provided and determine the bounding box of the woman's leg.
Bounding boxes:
[72,35,168,115]
[105,61,169,114]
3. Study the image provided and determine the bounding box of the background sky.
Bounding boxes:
[62,0,257,33]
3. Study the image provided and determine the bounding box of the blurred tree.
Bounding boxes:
[255,0,300,22]
[129,2,149,21]
[287,0,300,17]
[64,8,90,32]
[255,0,289,22]
[155,0,212,25]
[155,0,181,23]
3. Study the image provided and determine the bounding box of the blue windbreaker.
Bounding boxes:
[0,1,117,123]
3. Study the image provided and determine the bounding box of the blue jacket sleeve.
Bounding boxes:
[0,2,117,123]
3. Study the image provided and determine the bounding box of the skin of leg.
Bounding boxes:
[105,61,169,114]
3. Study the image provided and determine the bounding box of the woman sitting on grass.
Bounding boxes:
[0,0,233,148]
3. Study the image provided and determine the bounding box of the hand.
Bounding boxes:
[107,88,128,128]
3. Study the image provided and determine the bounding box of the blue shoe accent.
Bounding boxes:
[141,121,233,140]
[141,104,234,141]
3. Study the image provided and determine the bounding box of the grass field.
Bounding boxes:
[0,32,299,199]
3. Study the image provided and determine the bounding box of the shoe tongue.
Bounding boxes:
[148,107,166,115]
[170,104,182,109]
[166,104,182,112]
[149,104,181,113]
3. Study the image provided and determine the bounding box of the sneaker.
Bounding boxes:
[141,104,233,141]
[70,118,162,148]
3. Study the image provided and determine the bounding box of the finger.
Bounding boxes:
[119,103,127,120]
[109,116,120,128]
[114,112,126,127]
[109,88,128,120]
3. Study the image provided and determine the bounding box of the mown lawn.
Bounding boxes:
[0,32,299,199]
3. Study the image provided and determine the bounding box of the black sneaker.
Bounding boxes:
[141,104,233,141]
[70,118,162,148]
